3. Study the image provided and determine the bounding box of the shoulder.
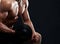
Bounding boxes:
[1,0,16,11]
[23,0,29,8]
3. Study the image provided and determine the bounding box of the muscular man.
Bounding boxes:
[0,0,42,44]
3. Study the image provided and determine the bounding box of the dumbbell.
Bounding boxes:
[13,23,32,42]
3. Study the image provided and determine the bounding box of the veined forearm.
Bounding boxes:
[0,22,15,33]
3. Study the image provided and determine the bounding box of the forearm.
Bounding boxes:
[0,22,15,33]
[24,20,35,33]
[21,9,36,33]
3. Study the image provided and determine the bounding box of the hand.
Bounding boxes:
[8,27,15,34]
[9,29,15,34]
[31,32,41,43]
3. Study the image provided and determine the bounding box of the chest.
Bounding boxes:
[1,0,25,26]
[2,11,18,27]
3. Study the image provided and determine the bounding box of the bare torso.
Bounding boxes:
[2,12,18,27]
[0,0,41,44]
[0,0,25,28]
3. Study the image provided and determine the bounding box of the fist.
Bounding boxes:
[31,32,42,44]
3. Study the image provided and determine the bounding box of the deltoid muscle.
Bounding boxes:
[11,1,19,16]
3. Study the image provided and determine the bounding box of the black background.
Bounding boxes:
[28,0,60,44]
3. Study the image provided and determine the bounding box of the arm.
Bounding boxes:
[18,1,42,44]
[19,0,35,33]
[0,0,16,34]
[0,22,15,33]
[22,9,35,33]
[0,13,15,33]
[22,10,42,43]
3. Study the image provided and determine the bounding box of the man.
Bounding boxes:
[0,0,42,44]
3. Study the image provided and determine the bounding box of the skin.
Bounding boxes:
[0,0,42,44]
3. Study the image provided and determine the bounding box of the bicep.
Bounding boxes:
[19,0,30,22]
[25,0,29,8]
[22,9,31,22]
[23,0,29,9]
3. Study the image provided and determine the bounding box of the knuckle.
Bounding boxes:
[36,32,42,39]
[36,32,42,42]
[39,33,42,39]
[36,32,42,41]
